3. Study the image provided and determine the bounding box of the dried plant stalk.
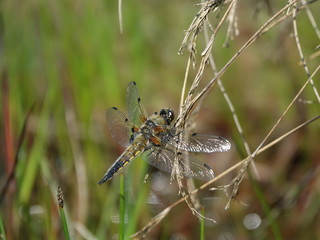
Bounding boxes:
[132,0,319,238]
[131,114,319,239]
[292,3,320,103]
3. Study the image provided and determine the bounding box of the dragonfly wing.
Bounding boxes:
[106,107,138,147]
[144,147,215,181]
[126,81,148,126]
[171,133,231,153]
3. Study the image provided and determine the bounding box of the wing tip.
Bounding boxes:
[218,136,231,151]
[203,163,215,179]
[224,140,232,151]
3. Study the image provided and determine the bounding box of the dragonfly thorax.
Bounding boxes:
[140,123,154,139]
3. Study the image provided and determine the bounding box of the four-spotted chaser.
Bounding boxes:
[98,81,231,184]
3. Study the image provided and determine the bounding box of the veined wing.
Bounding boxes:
[170,133,231,153]
[106,107,139,147]
[144,147,215,181]
[126,81,148,126]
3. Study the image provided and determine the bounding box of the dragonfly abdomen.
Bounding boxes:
[98,135,147,184]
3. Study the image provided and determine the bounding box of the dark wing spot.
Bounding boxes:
[125,118,128,122]
[138,97,141,102]
[112,107,118,110]
[203,163,211,170]
[191,133,197,136]
[177,152,182,155]
[132,81,137,86]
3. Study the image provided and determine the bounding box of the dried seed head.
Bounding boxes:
[57,186,64,208]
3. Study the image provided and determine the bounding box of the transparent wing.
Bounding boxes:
[170,133,231,153]
[106,107,138,147]
[143,147,215,181]
[126,81,148,126]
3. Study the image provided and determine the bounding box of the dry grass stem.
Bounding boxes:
[177,0,235,114]
[131,113,319,238]
[223,0,239,47]
[178,0,231,65]
[299,50,320,66]
[301,0,320,38]
[118,0,123,33]
[191,0,302,107]
[172,0,236,223]
[132,0,319,238]
[293,3,320,103]
[252,63,320,159]
[225,63,320,204]
[202,6,258,178]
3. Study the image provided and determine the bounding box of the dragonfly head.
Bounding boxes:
[159,108,175,125]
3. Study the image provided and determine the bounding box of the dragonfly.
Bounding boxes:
[98,81,231,185]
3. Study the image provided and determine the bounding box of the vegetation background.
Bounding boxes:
[0,0,319,239]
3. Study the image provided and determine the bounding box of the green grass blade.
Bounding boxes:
[125,160,148,237]
[57,187,71,240]
[59,208,71,240]
[119,174,126,240]
[0,214,7,240]
[18,79,58,205]
[200,207,205,240]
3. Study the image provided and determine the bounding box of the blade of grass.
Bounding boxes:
[0,103,34,204]
[0,214,6,240]
[125,159,149,237]
[119,174,126,240]
[2,69,14,174]
[57,186,71,240]
[96,187,118,239]
[19,79,58,205]
[200,207,205,240]
[59,208,71,240]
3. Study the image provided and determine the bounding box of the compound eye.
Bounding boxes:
[168,110,174,120]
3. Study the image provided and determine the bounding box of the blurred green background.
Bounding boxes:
[1,0,320,239]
